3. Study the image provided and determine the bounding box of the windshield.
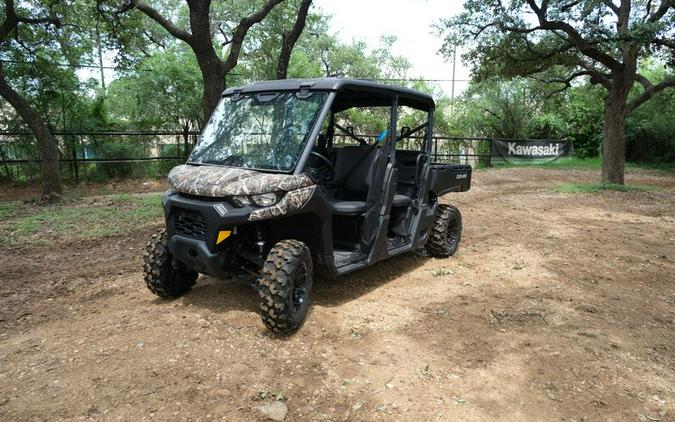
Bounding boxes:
[189,92,327,171]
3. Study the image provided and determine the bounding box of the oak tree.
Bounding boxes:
[0,0,64,199]
[119,0,312,121]
[440,0,675,183]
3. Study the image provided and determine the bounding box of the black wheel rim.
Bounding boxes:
[290,262,309,317]
[446,215,460,250]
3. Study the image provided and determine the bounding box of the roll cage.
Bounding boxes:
[220,78,436,176]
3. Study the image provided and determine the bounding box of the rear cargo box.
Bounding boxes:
[429,164,471,196]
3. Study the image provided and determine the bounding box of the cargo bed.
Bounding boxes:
[429,163,471,196]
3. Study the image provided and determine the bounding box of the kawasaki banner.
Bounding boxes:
[491,140,572,164]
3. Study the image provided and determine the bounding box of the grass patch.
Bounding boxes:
[0,193,163,247]
[491,157,675,173]
[554,182,664,193]
[431,268,453,277]
[0,202,17,219]
[489,157,600,171]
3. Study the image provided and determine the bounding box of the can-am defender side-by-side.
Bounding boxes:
[143,78,471,333]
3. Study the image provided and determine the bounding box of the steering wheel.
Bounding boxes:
[308,151,335,182]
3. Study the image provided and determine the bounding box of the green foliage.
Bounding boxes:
[438,0,675,182]
[556,85,605,158]
[106,47,202,130]
[1,0,101,128]
[1,0,673,191]
[625,62,675,163]
[524,113,567,140]
[453,78,543,139]
[438,1,674,85]
[493,157,674,174]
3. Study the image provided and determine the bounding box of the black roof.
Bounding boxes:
[223,78,435,111]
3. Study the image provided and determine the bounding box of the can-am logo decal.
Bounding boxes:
[213,203,227,216]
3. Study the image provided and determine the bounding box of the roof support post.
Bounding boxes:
[293,91,337,175]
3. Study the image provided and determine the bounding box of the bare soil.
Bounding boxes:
[0,178,167,202]
[1,168,674,421]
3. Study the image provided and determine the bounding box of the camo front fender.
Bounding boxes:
[248,185,316,221]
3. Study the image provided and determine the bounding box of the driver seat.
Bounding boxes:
[329,146,381,215]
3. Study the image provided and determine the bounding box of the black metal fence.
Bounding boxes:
[0,130,563,183]
[0,130,199,183]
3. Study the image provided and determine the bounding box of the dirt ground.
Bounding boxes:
[0,178,168,202]
[1,168,674,421]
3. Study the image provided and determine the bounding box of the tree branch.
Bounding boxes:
[653,37,675,50]
[142,30,165,48]
[634,73,652,89]
[469,21,498,39]
[600,0,619,15]
[129,0,193,44]
[535,70,594,97]
[577,59,612,89]
[1,0,61,41]
[648,0,673,22]
[525,0,623,71]
[222,0,285,72]
[217,24,232,46]
[17,15,61,26]
[560,0,583,12]
[276,0,311,79]
[627,77,675,113]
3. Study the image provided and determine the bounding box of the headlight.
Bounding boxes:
[231,195,251,207]
[251,192,278,207]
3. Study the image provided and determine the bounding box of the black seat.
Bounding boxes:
[330,146,382,215]
[329,198,367,214]
[392,194,411,207]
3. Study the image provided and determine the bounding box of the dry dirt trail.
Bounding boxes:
[1,168,674,421]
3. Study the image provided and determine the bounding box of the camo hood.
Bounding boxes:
[167,164,314,198]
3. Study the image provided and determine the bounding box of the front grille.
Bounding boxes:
[174,208,207,240]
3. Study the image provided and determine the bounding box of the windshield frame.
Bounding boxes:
[187,90,334,174]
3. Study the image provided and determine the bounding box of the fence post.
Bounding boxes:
[71,142,79,183]
[0,145,13,181]
[487,139,493,167]
[79,134,87,180]
[182,126,189,159]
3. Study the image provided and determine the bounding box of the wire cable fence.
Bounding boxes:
[0,130,199,183]
[0,130,564,183]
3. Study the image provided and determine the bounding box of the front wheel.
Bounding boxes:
[258,239,313,333]
[143,228,198,297]
[426,204,462,258]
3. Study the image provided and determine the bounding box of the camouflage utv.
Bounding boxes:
[143,78,470,333]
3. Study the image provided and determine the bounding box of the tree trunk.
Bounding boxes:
[199,60,225,123]
[0,67,62,199]
[601,88,628,185]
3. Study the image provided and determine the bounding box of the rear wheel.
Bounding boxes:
[258,239,313,333]
[426,204,462,258]
[143,228,198,297]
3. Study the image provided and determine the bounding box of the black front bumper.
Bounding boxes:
[163,192,250,249]
[167,234,231,279]
[163,192,252,277]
